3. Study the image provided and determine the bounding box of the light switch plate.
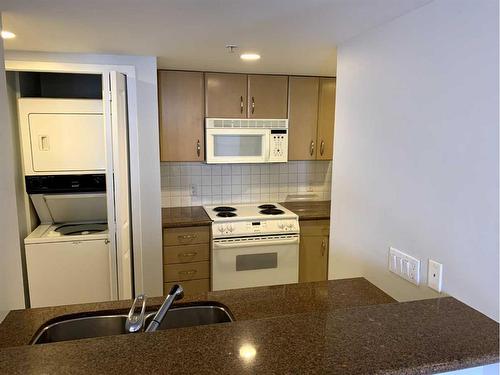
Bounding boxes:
[427,259,443,292]
[388,247,420,285]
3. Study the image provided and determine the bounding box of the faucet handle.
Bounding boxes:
[125,294,147,333]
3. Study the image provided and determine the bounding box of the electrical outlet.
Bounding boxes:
[388,247,420,285]
[190,184,198,197]
[428,259,443,292]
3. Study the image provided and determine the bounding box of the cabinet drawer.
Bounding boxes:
[164,278,210,296]
[164,261,210,282]
[163,243,209,264]
[300,220,330,236]
[163,226,209,246]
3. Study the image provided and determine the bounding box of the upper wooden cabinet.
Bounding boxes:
[205,73,247,118]
[288,76,319,160]
[159,70,334,162]
[288,76,336,161]
[316,78,336,160]
[159,71,204,162]
[247,75,288,119]
[205,73,288,119]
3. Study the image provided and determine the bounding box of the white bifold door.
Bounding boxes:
[105,72,133,300]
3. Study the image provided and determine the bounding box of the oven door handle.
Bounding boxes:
[213,236,299,249]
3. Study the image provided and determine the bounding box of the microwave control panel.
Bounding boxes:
[269,130,288,162]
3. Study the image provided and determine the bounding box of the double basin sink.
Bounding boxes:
[31,302,234,345]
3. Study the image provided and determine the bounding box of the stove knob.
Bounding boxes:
[278,222,285,229]
[218,225,224,233]
[287,223,294,229]
[228,224,234,232]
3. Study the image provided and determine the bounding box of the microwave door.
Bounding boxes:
[206,129,269,164]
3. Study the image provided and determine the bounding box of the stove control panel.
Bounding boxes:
[213,219,299,238]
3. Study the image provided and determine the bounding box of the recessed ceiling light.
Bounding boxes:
[1,30,16,39]
[240,53,261,61]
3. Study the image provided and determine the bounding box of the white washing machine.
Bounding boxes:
[25,222,113,308]
[24,176,116,308]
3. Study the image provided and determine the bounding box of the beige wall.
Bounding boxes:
[330,0,499,320]
[0,16,26,321]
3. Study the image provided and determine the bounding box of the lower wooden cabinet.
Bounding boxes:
[162,225,211,297]
[163,261,210,282]
[164,278,209,296]
[299,220,330,282]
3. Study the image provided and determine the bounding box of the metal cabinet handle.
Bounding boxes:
[320,140,325,156]
[179,270,197,276]
[321,239,327,257]
[178,234,197,243]
[196,140,201,157]
[240,96,244,113]
[178,252,198,258]
[251,96,255,114]
[310,140,315,156]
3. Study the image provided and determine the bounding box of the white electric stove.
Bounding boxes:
[203,203,300,291]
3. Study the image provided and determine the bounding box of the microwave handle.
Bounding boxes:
[263,131,271,161]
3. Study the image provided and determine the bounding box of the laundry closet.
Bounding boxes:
[6,71,133,308]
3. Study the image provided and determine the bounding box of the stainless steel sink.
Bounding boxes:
[144,304,233,330]
[31,302,234,345]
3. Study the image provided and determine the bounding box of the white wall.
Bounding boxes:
[0,17,27,321]
[5,51,163,298]
[330,0,499,321]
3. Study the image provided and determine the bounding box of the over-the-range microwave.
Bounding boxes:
[205,118,288,164]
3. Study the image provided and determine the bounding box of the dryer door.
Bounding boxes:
[28,112,105,172]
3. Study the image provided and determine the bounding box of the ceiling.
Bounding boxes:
[1,0,432,76]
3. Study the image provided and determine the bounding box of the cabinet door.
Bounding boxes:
[288,76,319,160]
[247,74,288,118]
[316,77,336,160]
[159,71,204,161]
[299,235,328,282]
[205,73,247,118]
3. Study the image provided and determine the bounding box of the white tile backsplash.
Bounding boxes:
[160,161,332,207]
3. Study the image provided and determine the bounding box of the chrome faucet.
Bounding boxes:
[145,284,184,332]
[125,294,147,333]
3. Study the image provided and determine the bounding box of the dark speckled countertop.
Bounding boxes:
[281,200,331,221]
[0,278,498,374]
[162,206,212,228]
[162,201,331,228]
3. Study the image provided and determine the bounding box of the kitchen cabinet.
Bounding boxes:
[288,76,320,160]
[205,72,247,118]
[159,70,204,162]
[205,73,288,119]
[288,76,336,161]
[316,78,336,160]
[247,74,288,118]
[299,220,330,283]
[162,225,210,296]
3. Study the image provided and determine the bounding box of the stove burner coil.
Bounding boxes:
[259,208,285,215]
[217,212,237,218]
[258,204,277,209]
[213,206,237,212]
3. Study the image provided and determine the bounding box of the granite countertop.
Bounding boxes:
[161,206,212,228]
[0,278,394,349]
[0,278,498,374]
[281,200,331,220]
[162,201,331,228]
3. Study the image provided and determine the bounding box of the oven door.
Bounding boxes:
[212,234,299,291]
[205,128,270,164]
